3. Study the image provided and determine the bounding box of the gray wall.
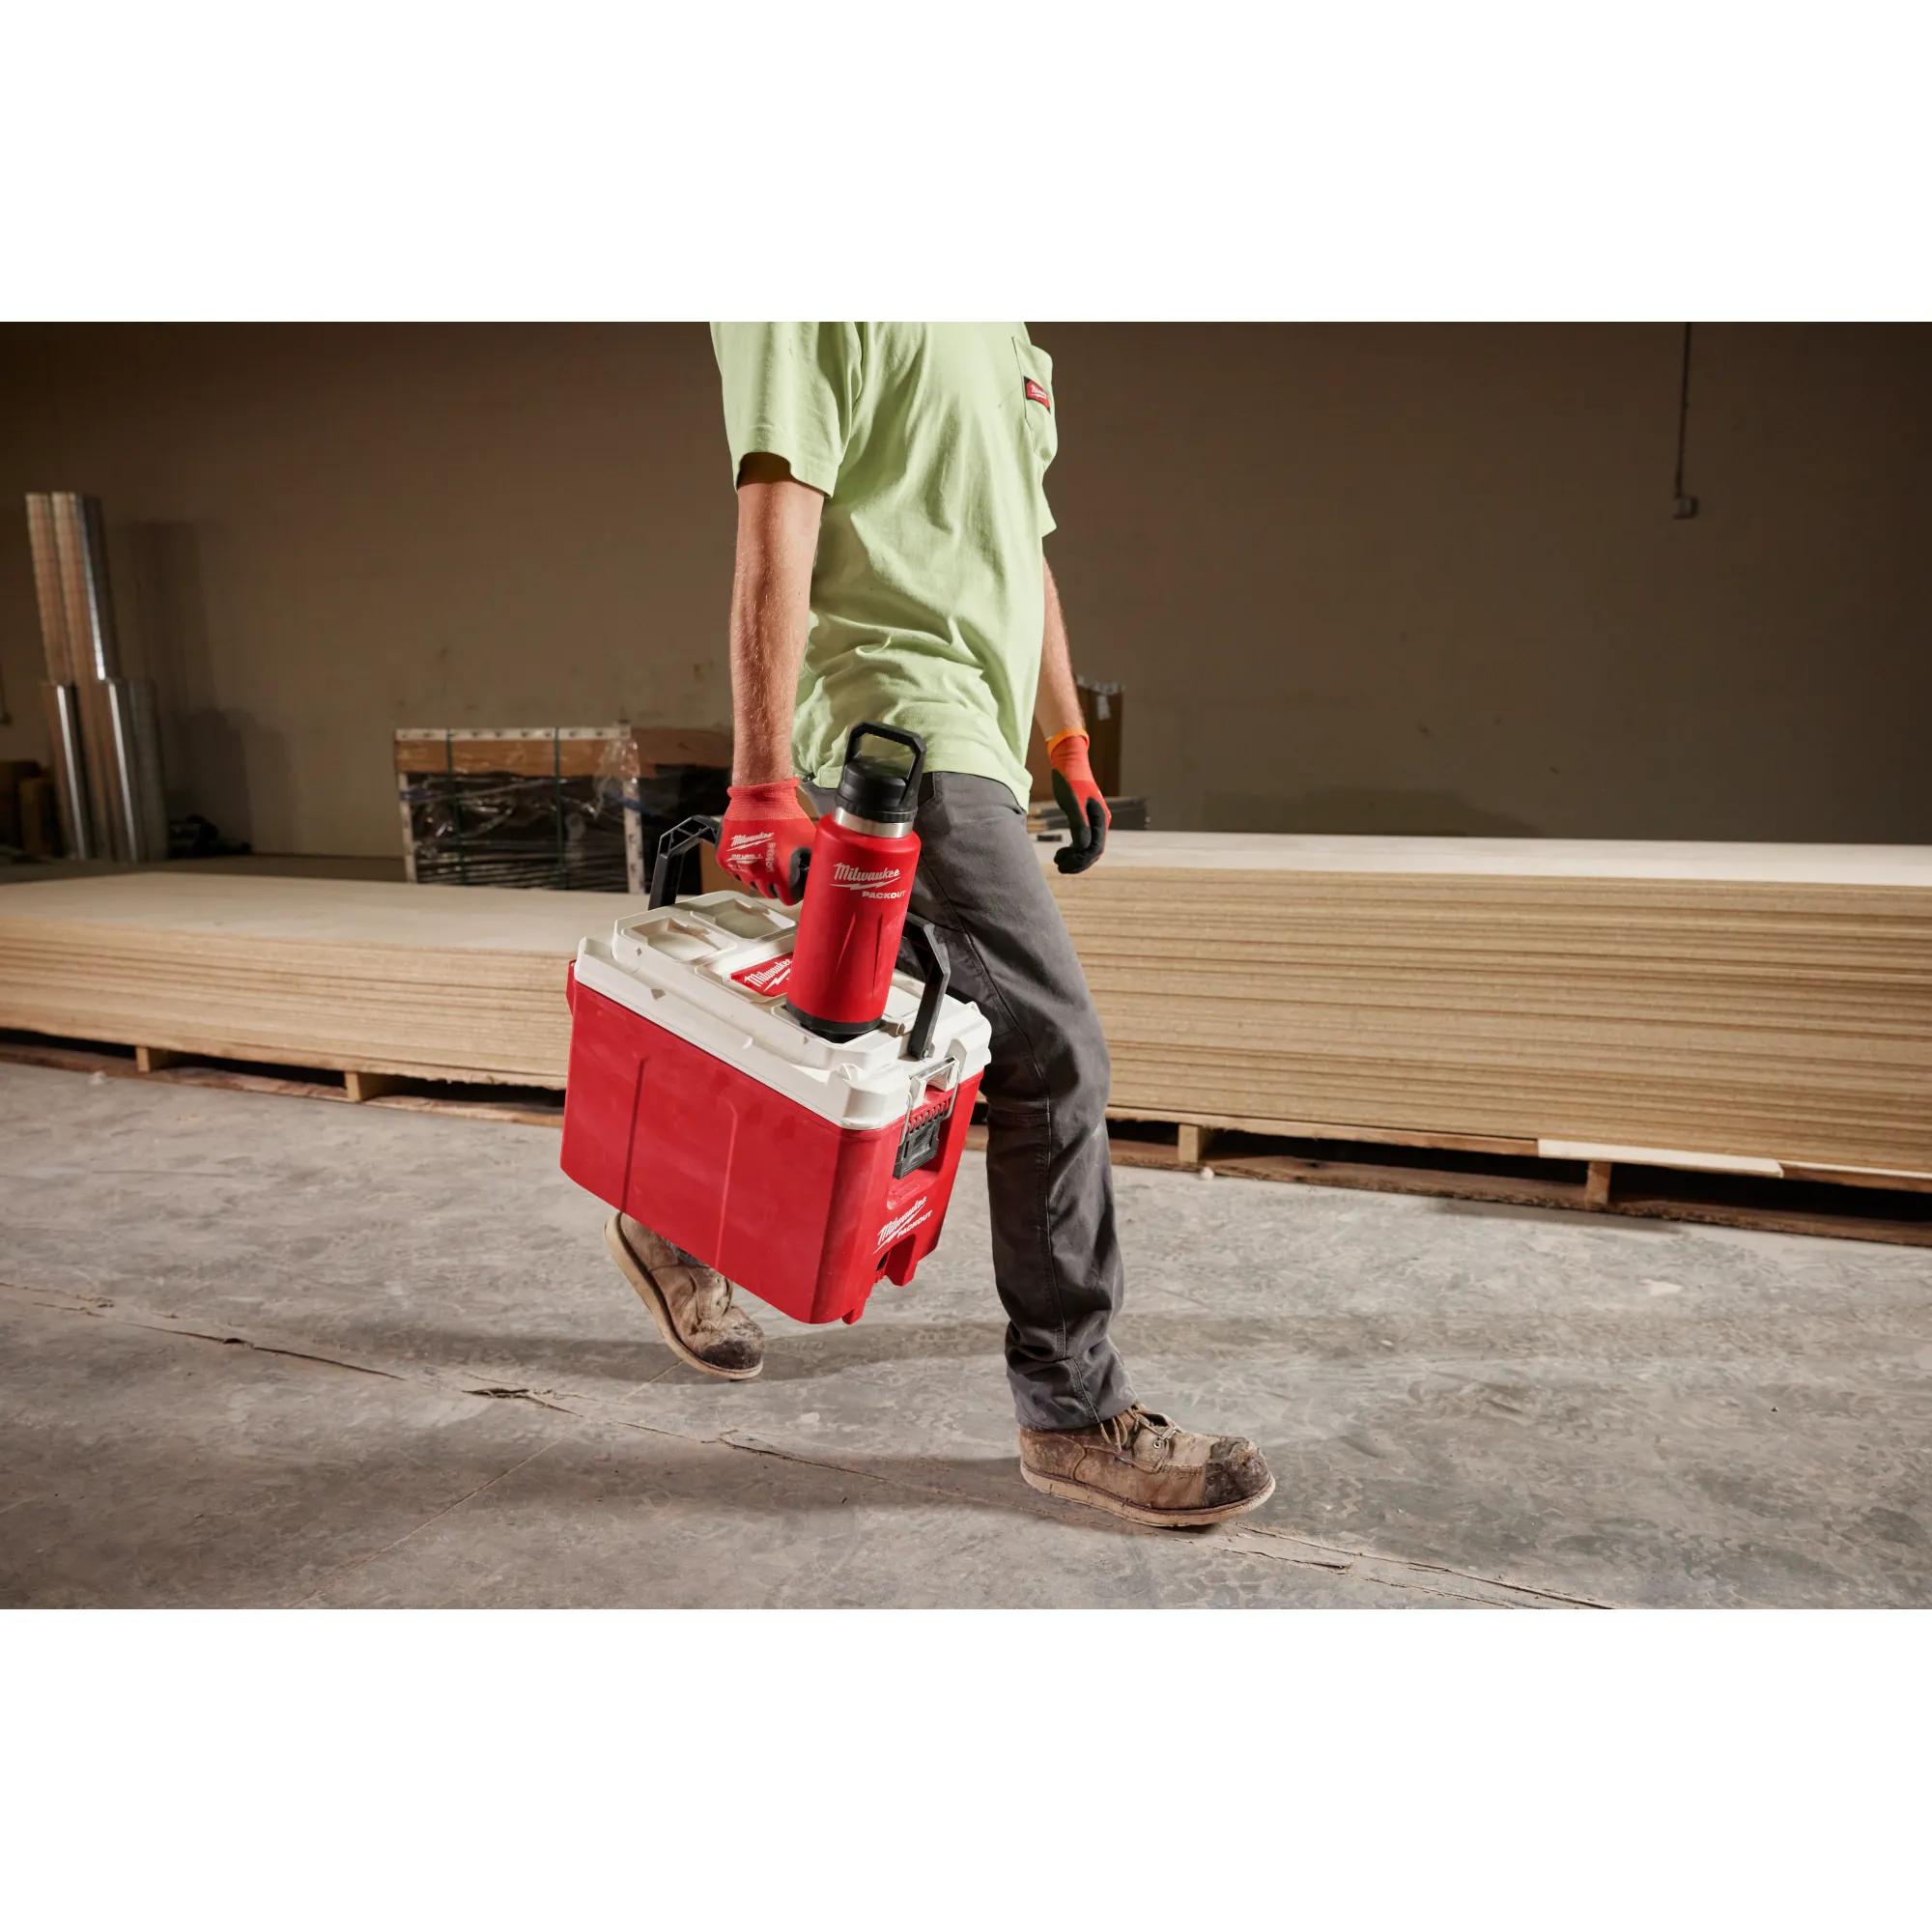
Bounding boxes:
[2,322,1926,854]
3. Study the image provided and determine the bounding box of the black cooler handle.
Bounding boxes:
[900,915,951,1062]
[648,815,721,909]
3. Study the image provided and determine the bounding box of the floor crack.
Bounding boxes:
[4,1278,590,1405]
[465,1384,575,1413]
[1231,1524,1614,1607]
[162,1325,407,1380]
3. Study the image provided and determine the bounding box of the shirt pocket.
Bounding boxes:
[1012,335,1059,473]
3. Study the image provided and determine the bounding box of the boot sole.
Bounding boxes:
[603,1215,763,1381]
[1019,1463,1277,1529]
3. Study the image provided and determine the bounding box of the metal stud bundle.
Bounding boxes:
[24,492,168,864]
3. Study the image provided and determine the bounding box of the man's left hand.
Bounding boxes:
[1047,729,1109,875]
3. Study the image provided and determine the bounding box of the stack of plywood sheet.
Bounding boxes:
[1042,835,1932,1179]
[3,839,1928,1179]
[0,872,597,1085]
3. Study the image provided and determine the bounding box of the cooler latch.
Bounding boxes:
[895,1085,955,1179]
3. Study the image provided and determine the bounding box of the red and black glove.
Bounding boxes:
[718,781,815,904]
[1047,729,1110,875]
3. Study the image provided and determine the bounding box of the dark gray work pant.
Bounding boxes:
[884,772,1134,1432]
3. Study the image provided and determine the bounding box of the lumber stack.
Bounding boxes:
[0,873,596,1084]
[1043,835,1932,1177]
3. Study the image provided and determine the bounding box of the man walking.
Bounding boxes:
[603,323,1273,1528]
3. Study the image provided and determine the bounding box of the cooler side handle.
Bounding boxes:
[648,815,721,909]
[900,915,951,1062]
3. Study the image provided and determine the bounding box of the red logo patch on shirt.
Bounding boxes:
[1025,378,1051,410]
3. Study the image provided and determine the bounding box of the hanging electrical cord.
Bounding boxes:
[1672,322,1699,519]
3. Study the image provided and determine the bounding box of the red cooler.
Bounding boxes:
[560,880,991,1327]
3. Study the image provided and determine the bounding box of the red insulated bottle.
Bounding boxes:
[785,722,927,1041]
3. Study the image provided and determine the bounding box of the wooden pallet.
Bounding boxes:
[0,1031,564,1128]
[8,1024,1928,1246]
[1088,1116,1932,1248]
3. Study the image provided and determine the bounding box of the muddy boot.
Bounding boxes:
[604,1213,765,1380]
[1018,1404,1274,1528]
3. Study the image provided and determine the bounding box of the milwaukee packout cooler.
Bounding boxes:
[561,889,992,1326]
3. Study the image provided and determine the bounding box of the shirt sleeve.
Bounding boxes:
[709,323,864,497]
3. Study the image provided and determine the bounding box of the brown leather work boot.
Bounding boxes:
[604,1214,765,1380]
[1018,1404,1275,1528]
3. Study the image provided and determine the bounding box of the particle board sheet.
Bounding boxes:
[1042,835,1932,1175]
[0,873,604,1085]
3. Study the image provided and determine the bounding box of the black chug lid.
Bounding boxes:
[835,722,926,825]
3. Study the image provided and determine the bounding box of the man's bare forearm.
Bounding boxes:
[1035,560,1086,743]
[729,456,825,785]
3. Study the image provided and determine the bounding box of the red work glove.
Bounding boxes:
[719,781,815,904]
[1047,729,1110,875]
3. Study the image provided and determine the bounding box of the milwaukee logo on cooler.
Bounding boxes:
[832,863,902,889]
[729,954,793,996]
[876,1198,932,1249]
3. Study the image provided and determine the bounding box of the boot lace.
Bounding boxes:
[692,1268,735,1325]
[1097,1404,1176,1459]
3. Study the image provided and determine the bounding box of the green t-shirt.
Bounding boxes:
[710,322,1059,808]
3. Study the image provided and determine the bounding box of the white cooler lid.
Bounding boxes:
[573,890,992,1132]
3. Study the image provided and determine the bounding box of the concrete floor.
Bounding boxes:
[1,1059,1927,1607]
